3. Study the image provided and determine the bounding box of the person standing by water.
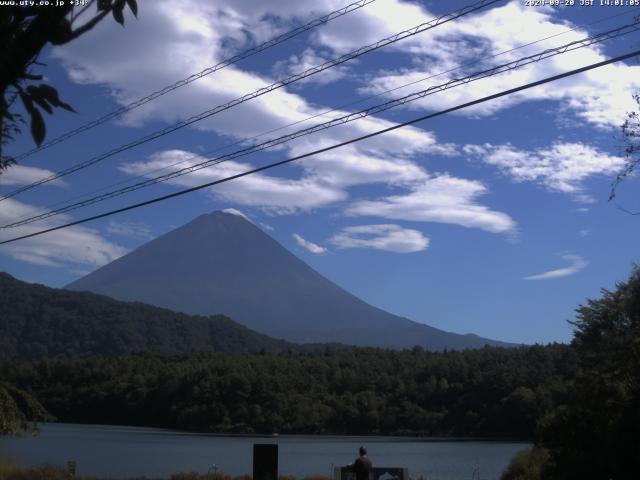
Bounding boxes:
[352,446,373,480]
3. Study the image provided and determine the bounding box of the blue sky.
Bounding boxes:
[1,0,640,344]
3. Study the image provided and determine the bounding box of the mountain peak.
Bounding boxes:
[67,213,513,350]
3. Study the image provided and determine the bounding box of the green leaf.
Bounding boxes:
[36,84,60,101]
[30,108,46,146]
[36,85,76,113]
[57,101,76,113]
[32,97,53,114]
[26,86,53,115]
[97,0,112,11]
[126,0,138,17]
[19,92,35,114]
[113,0,126,25]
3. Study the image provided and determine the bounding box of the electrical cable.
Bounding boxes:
[0,0,502,201]
[10,0,379,162]
[2,47,638,245]
[3,20,638,228]
[3,6,636,227]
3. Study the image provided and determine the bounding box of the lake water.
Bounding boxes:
[0,423,528,480]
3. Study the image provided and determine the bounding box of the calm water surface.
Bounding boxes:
[0,423,527,480]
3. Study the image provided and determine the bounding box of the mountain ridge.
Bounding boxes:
[66,211,515,350]
[0,271,298,359]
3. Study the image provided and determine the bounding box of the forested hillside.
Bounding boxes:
[1,344,576,438]
[0,272,295,359]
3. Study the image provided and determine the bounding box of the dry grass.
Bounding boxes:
[0,463,333,480]
[0,457,23,479]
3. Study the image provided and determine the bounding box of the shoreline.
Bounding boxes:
[29,422,532,443]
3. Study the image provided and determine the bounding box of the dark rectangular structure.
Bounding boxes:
[253,444,278,480]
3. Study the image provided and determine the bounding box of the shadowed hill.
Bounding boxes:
[0,272,297,360]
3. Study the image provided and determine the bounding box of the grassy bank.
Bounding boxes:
[0,462,333,480]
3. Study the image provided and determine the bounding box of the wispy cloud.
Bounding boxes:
[293,233,327,254]
[260,222,274,232]
[0,199,127,268]
[53,0,460,219]
[344,1,640,129]
[107,221,154,240]
[0,165,67,187]
[524,254,588,281]
[345,175,516,234]
[273,48,349,86]
[120,150,346,214]
[330,224,429,253]
[222,208,252,222]
[464,142,625,202]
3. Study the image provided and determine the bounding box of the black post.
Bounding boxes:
[253,444,278,480]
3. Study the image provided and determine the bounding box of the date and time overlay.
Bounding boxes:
[0,0,639,8]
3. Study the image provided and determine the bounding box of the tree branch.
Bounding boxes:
[70,0,96,25]
[62,9,111,44]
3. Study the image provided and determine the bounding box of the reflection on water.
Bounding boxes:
[0,423,527,480]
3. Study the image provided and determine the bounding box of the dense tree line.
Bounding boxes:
[4,265,639,479]
[0,344,575,438]
[502,266,640,480]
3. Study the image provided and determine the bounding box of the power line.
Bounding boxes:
[0,0,502,201]
[4,20,637,229]
[2,47,638,246]
[10,0,379,163]
[5,6,634,228]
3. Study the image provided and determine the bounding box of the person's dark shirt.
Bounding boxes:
[354,455,373,480]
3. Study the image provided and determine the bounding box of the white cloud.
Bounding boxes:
[0,199,127,268]
[524,254,588,280]
[465,142,625,202]
[107,221,154,240]
[46,0,622,243]
[120,149,514,236]
[51,0,445,153]
[119,150,347,213]
[292,233,327,254]
[50,0,640,193]
[0,165,67,187]
[578,229,590,237]
[51,0,455,212]
[316,0,640,129]
[345,175,516,234]
[330,224,429,253]
[260,222,274,231]
[222,208,252,222]
[273,48,349,86]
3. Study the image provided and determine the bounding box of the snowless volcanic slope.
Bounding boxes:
[67,211,514,350]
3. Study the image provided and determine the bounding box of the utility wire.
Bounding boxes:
[5,6,634,227]
[2,48,638,246]
[3,20,637,228]
[0,0,502,201]
[10,0,379,163]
